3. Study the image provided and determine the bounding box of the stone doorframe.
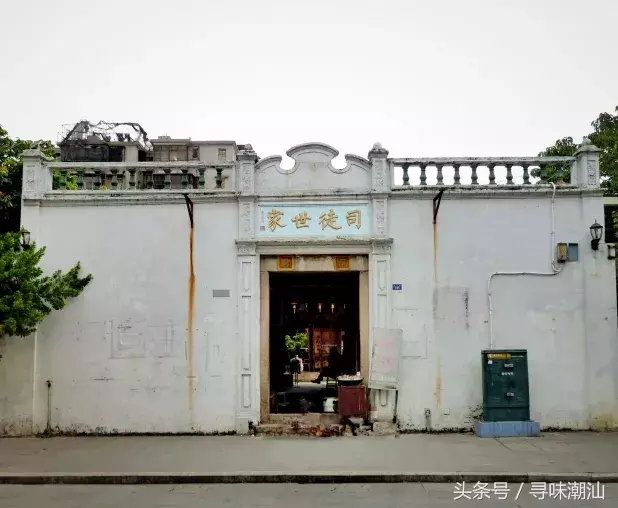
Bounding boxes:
[259,254,370,424]
[234,238,394,431]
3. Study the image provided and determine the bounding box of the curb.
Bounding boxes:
[1,472,617,485]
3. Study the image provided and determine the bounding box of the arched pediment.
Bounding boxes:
[255,142,371,193]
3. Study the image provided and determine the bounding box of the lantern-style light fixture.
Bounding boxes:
[20,229,31,250]
[590,220,603,251]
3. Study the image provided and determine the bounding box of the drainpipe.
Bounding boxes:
[487,183,563,349]
[46,380,52,434]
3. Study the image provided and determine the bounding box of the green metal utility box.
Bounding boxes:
[481,349,530,422]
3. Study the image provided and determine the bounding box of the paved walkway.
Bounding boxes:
[2,484,617,508]
[0,432,617,479]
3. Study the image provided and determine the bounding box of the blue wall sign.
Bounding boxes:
[392,284,403,291]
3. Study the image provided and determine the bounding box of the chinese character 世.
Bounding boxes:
[319,209,342,231]
[292,211,312,229]
[346,209,362,229]
[268,209,286,232]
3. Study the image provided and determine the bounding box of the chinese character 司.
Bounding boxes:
[346,209,362,229]
[268,209,286,232]
[319,209,342,231]
[292,211,312,229]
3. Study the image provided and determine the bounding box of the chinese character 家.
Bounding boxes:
[268,209,286,232]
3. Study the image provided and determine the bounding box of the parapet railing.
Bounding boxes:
[389,157,577,187]
[47,162,235,190]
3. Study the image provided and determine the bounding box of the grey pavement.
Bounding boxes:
[0,484,617,507]
[0,432,617,481]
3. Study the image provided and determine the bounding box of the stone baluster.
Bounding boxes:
[538,164,548,184]
[181,168,189,189]
[488,164,496,185]
[93,169,101,190]
[59,170,67,190]
[215,167,223,189]
[436,164,444,186]
[453,164,461,185]
[419,164,427,186]
[556,162,566,184]
[110,169,119,189]
[164,169,172,189]
[129,169,136,190]
[76,169,84,190]
[470,164,479,185]
[522,165,531,185]
[506,164,514,185]
[402,163,410,186]
[198,168,206,189]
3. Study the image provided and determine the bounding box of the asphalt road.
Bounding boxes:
[0,483,616,507]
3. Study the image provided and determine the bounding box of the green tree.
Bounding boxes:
[0,125,76,234]
[537,106,618,192]
[284,332,309,354]
[0,230,92,338]
[535,136,579,183]
[589,107,618,195]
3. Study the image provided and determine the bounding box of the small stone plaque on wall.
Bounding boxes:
[333,256,351,270]
[277,256,295,271]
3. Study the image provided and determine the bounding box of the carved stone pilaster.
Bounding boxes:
[368,142,390,193]
[235,238,258,432]
[237,145,257,195]
[21,149,52,200]
[369,238,396,422]
[573,137,602,189]
[238,199,255,240]
[373,199,388,237]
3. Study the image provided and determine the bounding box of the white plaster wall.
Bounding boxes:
[0,335,35,435]
[198,144,236,163]
[390,195,618,430]
[19,201,239,434]
[124,145,139,162]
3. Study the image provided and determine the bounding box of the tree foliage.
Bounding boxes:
[0,125,76,234]
[0,230,92,338]
[590,107,618,195]
[538,106,618,192]
[285,332,309,354]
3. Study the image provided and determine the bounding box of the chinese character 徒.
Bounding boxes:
[346,209,362,229]
[292,211,312,229]
[319,209,342,231]
[268,209,286,232]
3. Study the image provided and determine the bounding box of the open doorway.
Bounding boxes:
[268,272,360,415]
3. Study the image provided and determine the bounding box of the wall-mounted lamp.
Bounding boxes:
[607,243,616,260]
[590,220,603,251]
[20,229,31,250]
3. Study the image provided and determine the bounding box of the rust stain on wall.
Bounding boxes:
[187,225,196,418]
[435,353,442,408]
[433,223,438,283]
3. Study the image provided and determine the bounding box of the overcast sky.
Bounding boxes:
[1,0,616,166]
